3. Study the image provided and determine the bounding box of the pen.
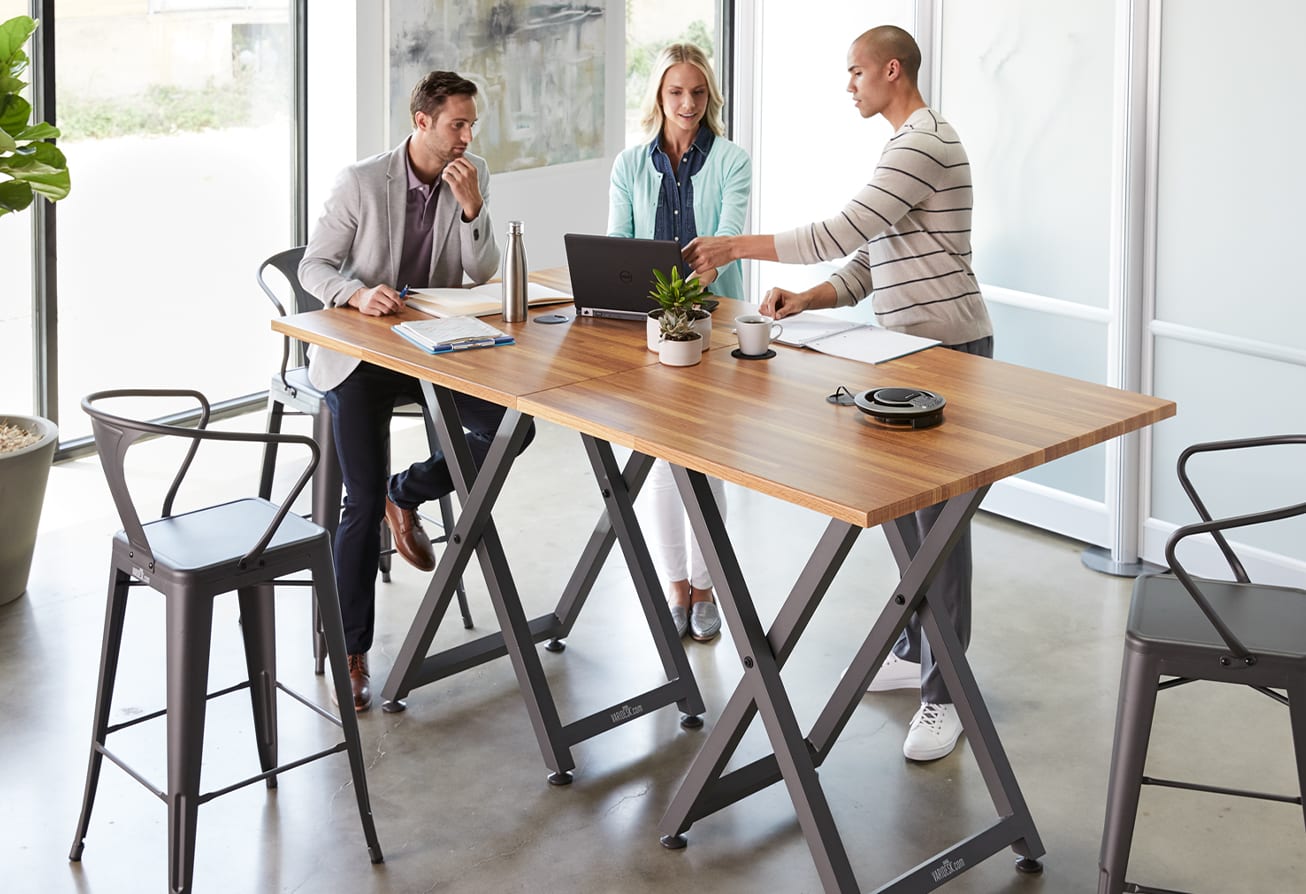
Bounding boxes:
[441,338,497,350]
[399,284,410,300]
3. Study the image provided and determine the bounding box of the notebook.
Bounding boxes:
[392,315,514,354]
[563,234,685,321]
[773,311,940,364]
[405,281,571,318]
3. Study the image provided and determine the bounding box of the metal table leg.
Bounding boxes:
[659,469,1045,893]
[380,384,703,782]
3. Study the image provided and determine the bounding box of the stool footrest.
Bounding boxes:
[1141,774,1302,805]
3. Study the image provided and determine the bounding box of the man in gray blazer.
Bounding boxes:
[300,71,533,711]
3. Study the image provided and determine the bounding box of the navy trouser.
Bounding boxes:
[324,361,535,654]
[890,335,993,704]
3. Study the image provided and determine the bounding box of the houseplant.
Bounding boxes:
[646,266,715,365]
[1,15,71,604]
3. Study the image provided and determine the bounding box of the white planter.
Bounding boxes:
[647,309,712,352]
[658,333,704,367]
[0,414,58,605]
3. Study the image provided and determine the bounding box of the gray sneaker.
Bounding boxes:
[668,604,689,638]
[689,601,721,642]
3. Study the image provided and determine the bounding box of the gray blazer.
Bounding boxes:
[300,140,500,391]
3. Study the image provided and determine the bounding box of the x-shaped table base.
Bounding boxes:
[380,381,704,783]
[658,467,1045,893]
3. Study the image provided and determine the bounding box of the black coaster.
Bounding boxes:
[731,348,776,360]
[534,313,570,324]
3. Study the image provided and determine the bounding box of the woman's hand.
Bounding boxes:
[691,266,718,287]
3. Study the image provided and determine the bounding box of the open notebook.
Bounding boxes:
[405,281,571,318]
[773,312,939,364]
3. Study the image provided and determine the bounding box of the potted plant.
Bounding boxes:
[1,15,71,604]
[646,267,716,364]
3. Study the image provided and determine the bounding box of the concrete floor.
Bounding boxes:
[4,416,1302,893]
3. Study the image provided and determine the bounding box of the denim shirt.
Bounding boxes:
[651,126,715,278]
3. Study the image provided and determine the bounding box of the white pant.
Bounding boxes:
[638,459,727,590]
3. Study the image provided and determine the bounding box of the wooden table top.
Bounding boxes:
[274,268,1176,527]
[272,268,745,407]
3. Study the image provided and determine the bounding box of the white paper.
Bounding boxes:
[771,311,862,347]
[803,326,939,365]
[406,282,570,317]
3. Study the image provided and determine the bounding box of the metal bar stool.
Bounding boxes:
[68,389,384,893]
[257,246,472,675]
[1099,434,1306,894]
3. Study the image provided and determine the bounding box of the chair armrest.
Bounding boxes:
[1175,434,1306,583]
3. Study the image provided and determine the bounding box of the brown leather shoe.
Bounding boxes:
[384,496,436,572]
[348,653,372,712]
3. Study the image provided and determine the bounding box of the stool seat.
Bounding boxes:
[1128,574,1306,660]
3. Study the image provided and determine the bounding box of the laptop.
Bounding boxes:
[564,233,686,321]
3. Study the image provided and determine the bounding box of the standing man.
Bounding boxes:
[684,25,992,761]
[300,71,533,712]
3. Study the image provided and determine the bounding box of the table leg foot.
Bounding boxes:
[660,834,688,850]
[545,638,566,653]
[1015,857,1043,874]
[381,698,407,714]
[679,714,703,729]
[547,770,574,786]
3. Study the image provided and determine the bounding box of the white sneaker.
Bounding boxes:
[867,653,921,692]
[903,703,962,761]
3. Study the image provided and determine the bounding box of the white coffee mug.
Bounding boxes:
[735,314,783,356]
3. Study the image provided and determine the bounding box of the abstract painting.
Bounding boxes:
[388,1,606,173]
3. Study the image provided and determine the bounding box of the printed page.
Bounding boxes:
[393,315,509,350]
[770,311,863,347]
[804,326,940,365]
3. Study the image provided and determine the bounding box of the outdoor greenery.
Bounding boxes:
[0,16,70,217]
[59,77,275,141]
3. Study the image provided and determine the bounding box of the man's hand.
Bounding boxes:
[442,158,483,220]
[349,284,405,316]
[760,287,810,319]
[683,236,735,278]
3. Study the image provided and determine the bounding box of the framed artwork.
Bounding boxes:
[387,1,607,173]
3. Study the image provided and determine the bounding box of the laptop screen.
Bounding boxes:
[564,234,686,321]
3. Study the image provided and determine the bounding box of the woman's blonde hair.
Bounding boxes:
[638,43,725,142]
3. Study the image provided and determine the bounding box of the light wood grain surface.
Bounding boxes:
[273,268,1176,527]
[271,269,747,407]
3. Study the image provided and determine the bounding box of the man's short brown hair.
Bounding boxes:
[859,25,922,85]
[410,71,478,122]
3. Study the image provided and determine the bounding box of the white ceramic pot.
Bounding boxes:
[658,332,704,367]
[647,309,712,352]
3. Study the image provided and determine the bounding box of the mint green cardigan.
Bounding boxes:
[606,135,752,301]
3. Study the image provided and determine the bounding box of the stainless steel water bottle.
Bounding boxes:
[501,220,527,322]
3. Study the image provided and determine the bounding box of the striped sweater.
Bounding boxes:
[774,107,991,346]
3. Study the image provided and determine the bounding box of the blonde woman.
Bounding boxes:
[608,43,751,641]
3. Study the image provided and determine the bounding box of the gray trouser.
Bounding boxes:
[889,334,993,705]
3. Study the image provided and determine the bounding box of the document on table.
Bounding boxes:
[391,315,514,354]
[405,281,571,318]
[773,311,939,364]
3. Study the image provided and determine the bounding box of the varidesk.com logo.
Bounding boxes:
[610,703,644,723]
[931,857,964,883]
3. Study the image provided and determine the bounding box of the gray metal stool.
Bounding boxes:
[69,389,383,893]
[1098,434,1306,894]
[257,246,472,676]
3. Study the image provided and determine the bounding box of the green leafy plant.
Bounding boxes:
[1,16,70,217]
[649,267,716,343]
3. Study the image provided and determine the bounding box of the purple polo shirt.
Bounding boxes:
[397,138,441,290]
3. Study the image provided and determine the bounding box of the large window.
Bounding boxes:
[48,0,296,442]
